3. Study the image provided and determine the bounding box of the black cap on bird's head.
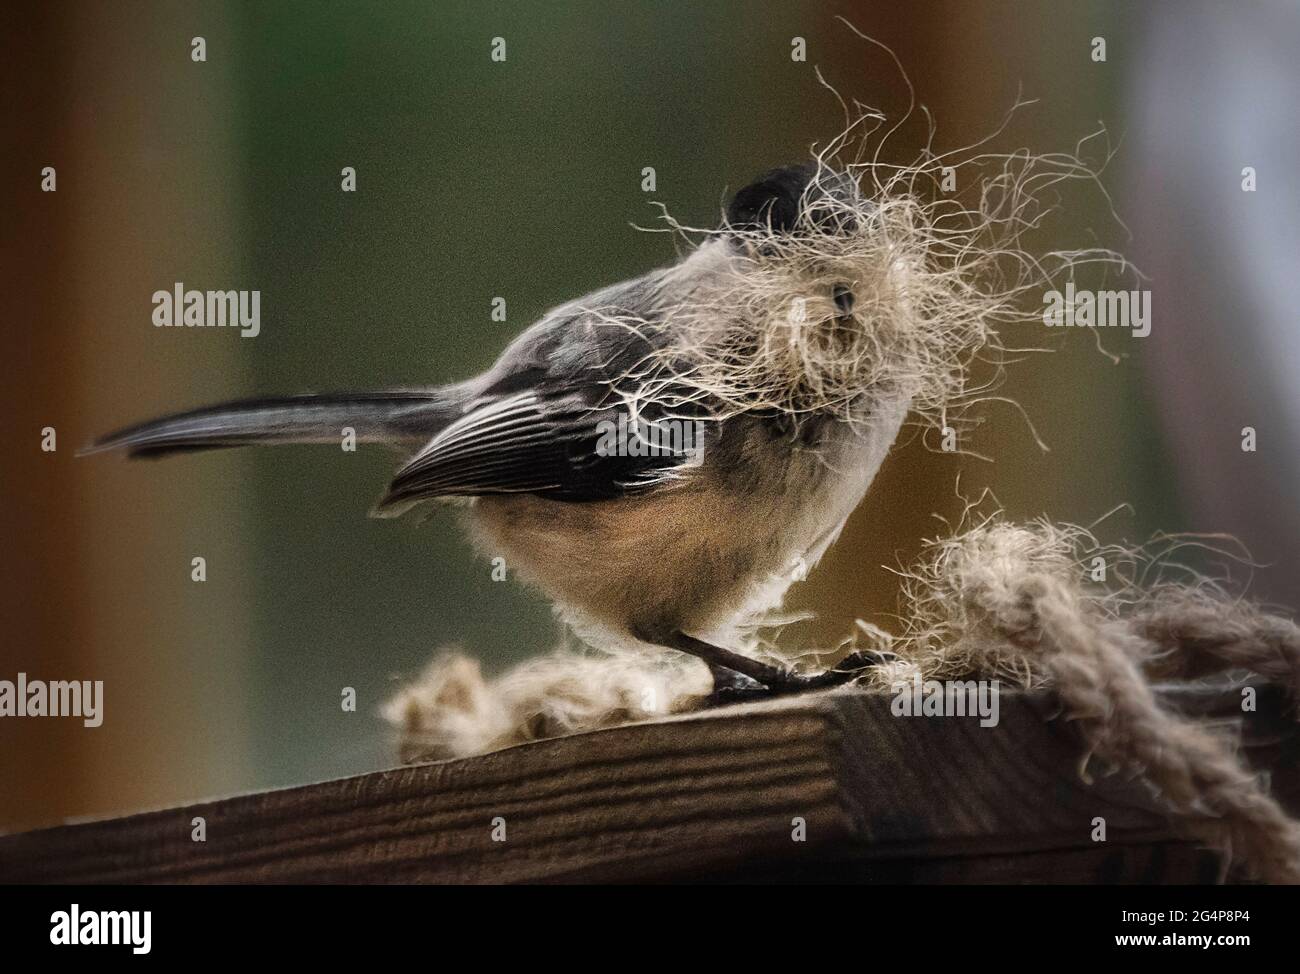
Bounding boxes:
[725,162,863,237]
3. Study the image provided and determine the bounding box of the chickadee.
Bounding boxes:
[89,162,910,697]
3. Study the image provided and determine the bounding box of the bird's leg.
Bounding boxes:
[652,629,895,702]
[649,629,793,688]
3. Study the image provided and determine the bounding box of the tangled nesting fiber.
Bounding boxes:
[386,517,1300,883]
[597,109,1121,445]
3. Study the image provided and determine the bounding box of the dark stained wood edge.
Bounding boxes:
[0,684,1294,883]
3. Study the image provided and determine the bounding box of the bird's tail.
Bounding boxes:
[82,391,456,459]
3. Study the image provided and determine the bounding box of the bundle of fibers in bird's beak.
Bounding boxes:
[385,516,1300,884]
[598,109,1125,446]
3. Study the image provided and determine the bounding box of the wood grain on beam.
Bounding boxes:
[1,686,1293,883]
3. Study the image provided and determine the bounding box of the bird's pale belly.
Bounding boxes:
[466,397,907,652]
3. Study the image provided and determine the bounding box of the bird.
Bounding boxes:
[87,161,912,700]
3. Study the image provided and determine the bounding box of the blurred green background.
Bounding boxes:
[4,0,1297,832]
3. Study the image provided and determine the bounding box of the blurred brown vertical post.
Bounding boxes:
[0,2,89,832]
[0,1,254,832]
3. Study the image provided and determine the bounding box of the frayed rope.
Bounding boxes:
[384,650,710,764]
[385,517,1300,882]
[878,518,1300,884]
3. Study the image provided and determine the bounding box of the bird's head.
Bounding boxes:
[601,153,1026,434]
[644,159,951,427]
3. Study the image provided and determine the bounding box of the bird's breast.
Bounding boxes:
[465,392,909,647]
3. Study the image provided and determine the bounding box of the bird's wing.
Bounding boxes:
[375,288,709,511]
[374,388,702,510]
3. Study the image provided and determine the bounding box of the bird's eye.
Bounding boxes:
[832,284,855,316]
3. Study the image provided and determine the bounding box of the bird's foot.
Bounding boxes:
[705,650,896,706]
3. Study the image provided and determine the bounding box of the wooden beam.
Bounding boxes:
[1,685,1294,883]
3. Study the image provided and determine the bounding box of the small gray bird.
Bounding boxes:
[89,163,912,698]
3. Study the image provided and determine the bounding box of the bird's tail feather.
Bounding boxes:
[83,391,456,459]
